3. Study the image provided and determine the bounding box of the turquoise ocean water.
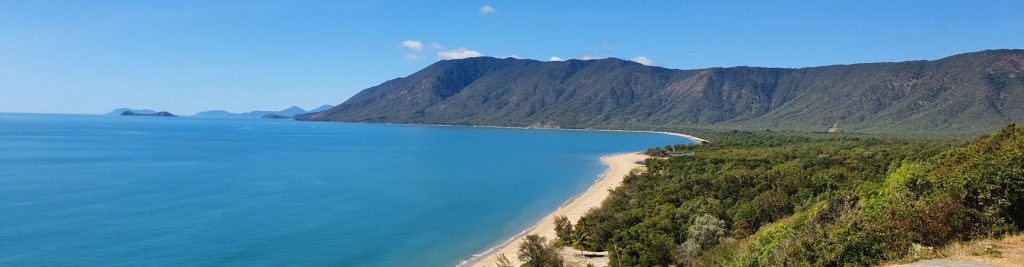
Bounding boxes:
[0,114,692,266]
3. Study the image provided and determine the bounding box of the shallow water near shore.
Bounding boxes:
[0,113,692,266]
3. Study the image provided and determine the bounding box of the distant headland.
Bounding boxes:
[121,111,176,117]
[103,104,334,119]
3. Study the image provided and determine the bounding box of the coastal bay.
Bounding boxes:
[0,114,692,266]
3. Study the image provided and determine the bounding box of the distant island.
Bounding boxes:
[105,108,157,116]
[103,105,334,120]
[121,111,176,117]
[192,105,333,119]
[261,114,291,119]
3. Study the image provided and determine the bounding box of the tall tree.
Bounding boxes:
[553,215,574,246]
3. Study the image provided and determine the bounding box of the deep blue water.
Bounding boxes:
[0,114,692,266]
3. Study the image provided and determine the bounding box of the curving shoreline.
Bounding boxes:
[459,152,651,267]
[297,120,702,266]
[323,120,709,144]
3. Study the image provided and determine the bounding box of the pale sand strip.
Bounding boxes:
[641,131,707,143]
[462,152,649,267]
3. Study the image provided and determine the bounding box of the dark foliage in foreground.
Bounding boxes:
[517,234,564,267]
[569,125,1023,266]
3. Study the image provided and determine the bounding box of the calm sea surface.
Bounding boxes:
[0,114,692,266]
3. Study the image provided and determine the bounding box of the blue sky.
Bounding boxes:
[1,1,1022,114]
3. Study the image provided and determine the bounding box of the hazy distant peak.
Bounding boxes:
[280,106,307,114]
[105,108,157,116]
[192,105,314,119]
[309,105,334,113]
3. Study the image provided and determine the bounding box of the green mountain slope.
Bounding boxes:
[302,49,1024,135]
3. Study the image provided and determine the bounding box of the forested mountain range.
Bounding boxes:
[302,50,1024,135]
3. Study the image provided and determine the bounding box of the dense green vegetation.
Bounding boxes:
[304,50,1024,136]
[554,125,1024,266]
[515,234,564,267]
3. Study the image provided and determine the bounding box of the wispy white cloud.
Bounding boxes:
[401,40,423,52]
[438,48,483,59]
[429,42,444,50]
[479,5,496,14]
[404,53,424,60]
[632,56,656,66]
[549,56,563,61]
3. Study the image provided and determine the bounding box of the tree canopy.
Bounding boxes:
[566,125,1023,266]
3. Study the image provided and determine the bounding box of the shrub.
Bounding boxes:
[553,215,574,246]
[517,234,564,267]
[675,214,727,265]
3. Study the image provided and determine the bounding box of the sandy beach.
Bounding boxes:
[639,131,707,143]
[461,152,649,267]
